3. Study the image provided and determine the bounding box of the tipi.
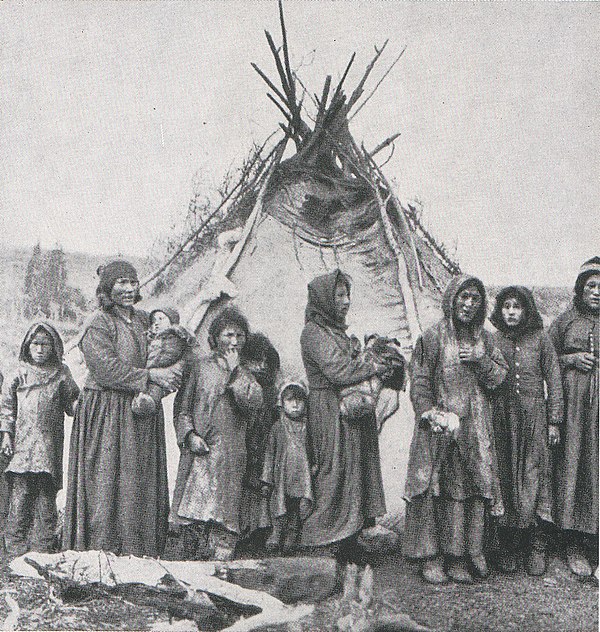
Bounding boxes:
[151,3,459,521]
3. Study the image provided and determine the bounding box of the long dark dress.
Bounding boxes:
[490,287,563,529]
[63,308,169,557]
[549,306,599,535]
[300,270,384,547]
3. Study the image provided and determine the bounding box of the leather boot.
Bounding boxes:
[447,557,474,584]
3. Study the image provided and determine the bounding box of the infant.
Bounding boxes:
[132,308,195,416]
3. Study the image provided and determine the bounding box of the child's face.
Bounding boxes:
[282,391,306,420]
[246,353,267,378]
[29,331,54,365]
[501,297,524,327]
[151,311,172,334]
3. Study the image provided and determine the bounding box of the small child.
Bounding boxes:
[0,323,79,557]
[239,333,280,543]
[490,286,563,576]
[132,308,195,416]
[260,380,313,553]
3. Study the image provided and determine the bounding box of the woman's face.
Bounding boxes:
[215,324,247,356]
[454,285,482,325]
[582,274,600,313]
[29,331,54,365]
[110,277,139,308]
[334,280,351,321]
[501,296,524,327]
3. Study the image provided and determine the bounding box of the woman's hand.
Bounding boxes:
[149,366,183,392]
[568,352,596,372]
[187,432,210,456]
[223,348,240,372]
[548,424,560,446]
[1,433,13,458]
[459,340,486,364]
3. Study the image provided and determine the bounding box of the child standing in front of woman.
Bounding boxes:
[0,323,79,557]
[490,287,563,575]
[260,379,313,553]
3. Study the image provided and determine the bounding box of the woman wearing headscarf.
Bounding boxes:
[550,257,599,577]
[63,261,180,557]
[299,269,388,553]
[403,275,508,584]
[489,286,563,575]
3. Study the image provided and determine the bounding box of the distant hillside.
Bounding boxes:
[0,246,149,376]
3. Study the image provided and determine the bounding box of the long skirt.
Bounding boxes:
[554,370,599,535]
[300,389,385,547]
[63,388,169,557]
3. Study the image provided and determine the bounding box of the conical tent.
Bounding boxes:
[155,5,459,522]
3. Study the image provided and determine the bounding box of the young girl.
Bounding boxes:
[238,332,281,547]
[0,323,79,556]
[490,286,563,575]
[261,380,313,553]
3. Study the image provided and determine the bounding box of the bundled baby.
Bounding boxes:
[339,334,407,422]
[132,308,196,416]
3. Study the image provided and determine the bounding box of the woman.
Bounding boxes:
[63,261,180,557]
[489,286,563,575]
[550,256,599,577]
[299,269,387,553]
[403,275,508,584]
[170,307,263,561]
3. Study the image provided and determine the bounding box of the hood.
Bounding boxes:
[441,274,487,330]
[19,322,64,365]
[304,269,351,330]
[150,307,180,326]
[489,285,544,334]
[276,378,309,407]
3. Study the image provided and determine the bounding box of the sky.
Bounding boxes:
[1,0,598,287]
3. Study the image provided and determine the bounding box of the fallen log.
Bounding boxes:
[23,556,229,631]
[12,551,316,632]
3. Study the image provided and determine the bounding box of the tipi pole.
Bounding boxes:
[187,139,288,334]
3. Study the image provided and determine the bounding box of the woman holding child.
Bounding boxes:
[300,269,389,553]
[63,261,181,558]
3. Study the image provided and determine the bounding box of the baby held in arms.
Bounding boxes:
[339,334,407,422]
[132,308,195,416]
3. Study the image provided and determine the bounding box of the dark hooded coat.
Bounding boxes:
[299,270,385,547]
[549,292,599,535]
[403,275,508,517]
[0,323,79,490]
[63,307,169,557]
[490,286,563,528]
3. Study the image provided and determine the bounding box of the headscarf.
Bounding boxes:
[574,256,600,313]
[489,285,544,335]
[96,260,141,310]
[19,322,64,366]
[441,273,487,332]
[304,269,351,330]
